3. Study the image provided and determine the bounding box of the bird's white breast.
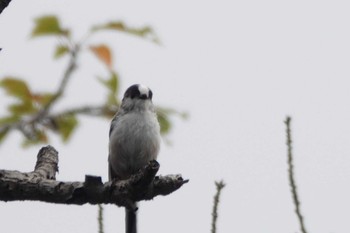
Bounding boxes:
[109,109,161,178]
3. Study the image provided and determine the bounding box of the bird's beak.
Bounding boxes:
[140,94,148,99]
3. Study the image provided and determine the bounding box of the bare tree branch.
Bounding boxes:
[285,116,308,233]
[0,145,188,207]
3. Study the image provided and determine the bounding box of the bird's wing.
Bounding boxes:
[109,111,122,137]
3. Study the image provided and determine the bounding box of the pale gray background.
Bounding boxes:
[0,1,350,233]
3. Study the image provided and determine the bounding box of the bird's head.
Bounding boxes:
[121,84,154,111]
[123,84,153,100]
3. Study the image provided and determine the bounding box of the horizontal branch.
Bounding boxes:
[0,104,117,142]
[0,146,188,208]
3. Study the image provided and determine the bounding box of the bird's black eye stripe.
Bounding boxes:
[149,90,153,100]
[124,84,141,99]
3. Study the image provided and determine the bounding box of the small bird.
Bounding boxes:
[108,84,161,233]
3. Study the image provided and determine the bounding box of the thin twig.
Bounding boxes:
[51,105,117,118]
[285,116,308,233]
[211,180,225,233]
[34,45,79,120]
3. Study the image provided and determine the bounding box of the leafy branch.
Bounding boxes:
[0,15,183,146]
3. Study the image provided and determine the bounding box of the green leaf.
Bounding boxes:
[97,72,118,92]
[157,111,171,134]
[0,127,9,144]
[8,101,36,115]
[54,45,69,59]
[0,78,31,100]
[92,21,160,44]
[31,15,69,37]
[98,71,119,105]
[55,115,78,142]
[0,115,20,125]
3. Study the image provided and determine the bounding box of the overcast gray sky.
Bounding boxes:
[1,1,350,233]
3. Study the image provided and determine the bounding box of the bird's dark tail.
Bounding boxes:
[125,203,137,233]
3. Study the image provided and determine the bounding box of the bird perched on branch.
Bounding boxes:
[108,84,161,233]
